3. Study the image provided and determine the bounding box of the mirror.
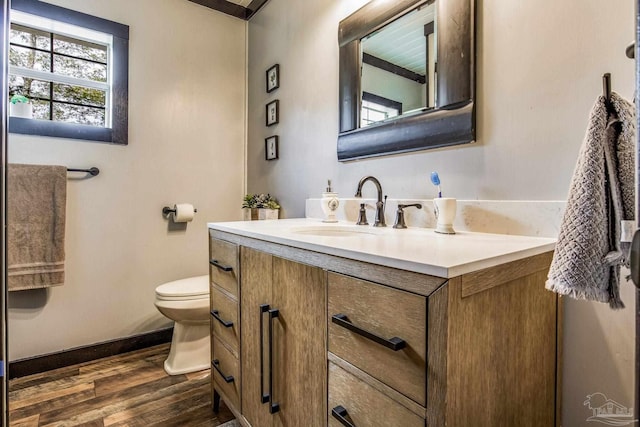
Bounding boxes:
[338,0,475,161]
[360,3,436,127]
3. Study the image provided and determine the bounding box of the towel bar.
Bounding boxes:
[67,167,100,176]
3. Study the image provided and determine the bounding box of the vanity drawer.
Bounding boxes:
[328,362,424,427]
[210,285,239,352]
[209,236,239,297]
[212,336,240,410]
[328,272,427,405]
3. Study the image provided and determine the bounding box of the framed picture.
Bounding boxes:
[266,64,280,93]
[265,135,279,160]
[266,100,279,126]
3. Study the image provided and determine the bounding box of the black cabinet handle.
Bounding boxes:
[210,259,233,272]
[211,310,233,328]
[259,304,270,404]
[212,359,234,383]
[332,405,356,427]
[267,308,280,414]
[331,314,406,351]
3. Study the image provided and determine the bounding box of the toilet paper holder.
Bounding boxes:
[163,206,198,216]
[162,205,198,223]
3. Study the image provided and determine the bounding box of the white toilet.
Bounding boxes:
[154,275,210,375]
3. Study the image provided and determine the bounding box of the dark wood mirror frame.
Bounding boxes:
[338,0,475,161]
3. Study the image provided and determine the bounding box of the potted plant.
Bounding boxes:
[8,85,33,119]
[242,193,280,220]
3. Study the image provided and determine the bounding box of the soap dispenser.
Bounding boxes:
[321,180,339,223]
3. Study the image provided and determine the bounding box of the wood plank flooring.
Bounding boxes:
[8,343,235,426]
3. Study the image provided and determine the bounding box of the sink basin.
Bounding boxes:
[289,225,385,238]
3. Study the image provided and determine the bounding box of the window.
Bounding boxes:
[361,91,402,127]
[10,20,109,126]
[9,0,129,144]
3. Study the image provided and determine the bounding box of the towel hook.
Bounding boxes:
[602,73,612,103]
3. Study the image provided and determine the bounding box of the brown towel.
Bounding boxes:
[8,164,67,291]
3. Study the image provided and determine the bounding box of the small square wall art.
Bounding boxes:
[266,64,280,93]
[265,135,279,160]
[266,100,279,126]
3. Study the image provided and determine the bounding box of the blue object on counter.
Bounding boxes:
[430,171,442,197]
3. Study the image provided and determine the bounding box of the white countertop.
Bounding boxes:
[208,218,556,278]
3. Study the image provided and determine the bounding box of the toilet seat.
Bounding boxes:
[155,275,209,301]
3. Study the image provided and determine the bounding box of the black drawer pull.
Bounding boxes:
[212,359,234,383]
[268,308,281,414]
[259,304,270,404]
[210,259,233,272]
[331,314,407,351]
[211,310,233,328]
[332,405,356,427]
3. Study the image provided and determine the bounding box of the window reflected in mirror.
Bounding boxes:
[361,91,401,126]
[360,2,435,127]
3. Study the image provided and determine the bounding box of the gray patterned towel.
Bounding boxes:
[546,92,635,309]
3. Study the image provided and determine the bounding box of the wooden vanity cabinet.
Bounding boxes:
[209,229,560,427]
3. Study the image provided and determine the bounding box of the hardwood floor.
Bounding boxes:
[8,343,235,426]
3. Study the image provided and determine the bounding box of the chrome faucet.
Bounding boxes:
[354,176,386,227]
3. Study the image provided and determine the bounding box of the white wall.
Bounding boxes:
[8,0,246,360]
[247,0,635,213]
[247,0,636,424]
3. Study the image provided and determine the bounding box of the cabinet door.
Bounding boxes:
[241,247,327,427]
[272,256,326,427]
[241,247,273,427]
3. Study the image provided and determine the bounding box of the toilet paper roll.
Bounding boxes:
[173,203,195,222]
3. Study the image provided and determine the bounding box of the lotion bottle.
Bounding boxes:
[321,180,339,223]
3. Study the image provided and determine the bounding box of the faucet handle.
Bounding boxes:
[356,203,369,225]
[393,204,422,229]
[398,203,422,209]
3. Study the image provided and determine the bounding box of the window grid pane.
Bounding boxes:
[52,83,105,108]
[10,23,51,50]
[53,55,107,82]
[30,98,50,120]
[53,102,105,127]
[53,34,107,64]
[9,45,51,71]
[10,77,51,100]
